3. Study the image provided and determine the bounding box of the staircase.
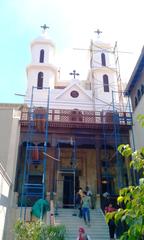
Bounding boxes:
[55,208,110,240]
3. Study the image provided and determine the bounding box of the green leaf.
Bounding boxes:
[137,114,144,128]
[139,178,144,185]
[117,196,124,204]
[141,147,144,156]
[118,144,132,158]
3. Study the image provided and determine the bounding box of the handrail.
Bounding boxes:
[20,108,132,126]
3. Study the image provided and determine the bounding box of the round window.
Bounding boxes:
[70,90,79,98]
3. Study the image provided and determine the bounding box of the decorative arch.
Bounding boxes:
[39,49,44,63]
[101,53,106,66]
[103,74,109,92]
[37,72,43,89]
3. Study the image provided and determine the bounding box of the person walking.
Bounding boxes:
[76,187,83,218]
[81,191,91,226]
[76,227,91,240]
[105,203,116,240]
[85,186,92,197]
[85,186,94,209]
[75,190,82,217]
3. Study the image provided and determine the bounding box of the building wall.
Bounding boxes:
[130,68,144,110]
[0,108,20,240]
[0,167,10,240]
[131,95,144,149]
[128,64,144,150]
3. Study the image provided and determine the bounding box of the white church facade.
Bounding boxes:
[0,26,134,239]
[17,26,132,209]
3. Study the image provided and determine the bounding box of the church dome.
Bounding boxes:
[31,33,55,49]
[31,25,55,49]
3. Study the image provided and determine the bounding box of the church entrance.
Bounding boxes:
[63,174,79,208]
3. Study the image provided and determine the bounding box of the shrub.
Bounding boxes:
[14,220,66,240]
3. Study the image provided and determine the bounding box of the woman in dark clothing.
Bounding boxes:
[105,203,116,240]
[75,188,83,218]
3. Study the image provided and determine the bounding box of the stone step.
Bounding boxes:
[55,208,110,239]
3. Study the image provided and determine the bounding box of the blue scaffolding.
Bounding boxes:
[20,86,50,220]
[112,90,135,189]
[101,90,135,195]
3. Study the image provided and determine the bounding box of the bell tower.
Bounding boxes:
[25,25,57,106]
[88,30,118,111]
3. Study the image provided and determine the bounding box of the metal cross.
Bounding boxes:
[69,70,80,79]
[94,29,102,36]
[40,24,49,31]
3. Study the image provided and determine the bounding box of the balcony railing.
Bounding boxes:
[20,108,132,127]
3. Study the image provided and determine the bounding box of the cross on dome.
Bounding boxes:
[94,29,102,37]
[40,24,49,31]
[69,70,80,79]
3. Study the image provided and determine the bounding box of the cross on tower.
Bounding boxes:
[40,24,49,31]
[94,29,102,37]
[69,70,80,79]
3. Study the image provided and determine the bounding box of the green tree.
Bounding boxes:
[106,114,144,240]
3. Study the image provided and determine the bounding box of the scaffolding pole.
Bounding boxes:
[113,41,124,111]
[20,86,50,221]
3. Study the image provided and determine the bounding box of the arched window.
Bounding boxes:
[135,97,138,107]
[39,49,44,63]
[37,72,43,89]
[141,84,144,95]
[103,74,109,92]
[101,53,106,66]
[137,89,141,101]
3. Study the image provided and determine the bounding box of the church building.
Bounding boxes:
[15,26,133,213]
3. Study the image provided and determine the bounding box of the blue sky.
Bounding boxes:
[0,0,143,103]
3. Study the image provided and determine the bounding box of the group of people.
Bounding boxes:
[74,186,93,239]
[75,189,118,239]
[75,186,93,226]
